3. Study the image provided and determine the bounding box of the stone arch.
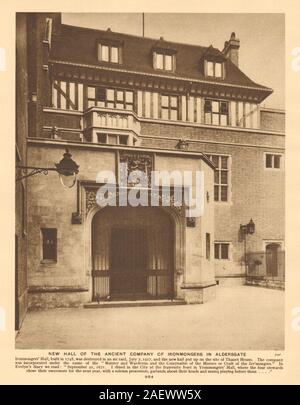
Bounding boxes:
[84,203,186,301]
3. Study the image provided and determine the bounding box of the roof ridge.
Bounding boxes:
[60,23,212,51]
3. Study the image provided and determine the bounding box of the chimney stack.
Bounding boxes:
[222,32,240,67]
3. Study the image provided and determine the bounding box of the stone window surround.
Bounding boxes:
[205,153,232,204]
[262,240,284,251]
[263,152,284,171]
[214,241,232,261]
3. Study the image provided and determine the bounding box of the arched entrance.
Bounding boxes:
[91,206,175,301]
[266,243,281,277]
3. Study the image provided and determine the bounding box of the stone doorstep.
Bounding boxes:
[83,299,186,309]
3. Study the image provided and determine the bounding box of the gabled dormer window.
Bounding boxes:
[152,40,177,72]
[98,40,122,64]
[154,52,174,71]
[206,60,223,78]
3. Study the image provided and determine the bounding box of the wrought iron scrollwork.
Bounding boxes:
[16,167,52,182]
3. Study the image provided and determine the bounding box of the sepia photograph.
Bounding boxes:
[15,12,285,351]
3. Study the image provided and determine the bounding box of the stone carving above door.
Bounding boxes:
[119,151,153,187]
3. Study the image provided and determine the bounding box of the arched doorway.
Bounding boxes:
[91,206,175,301]
[266,243,280,277]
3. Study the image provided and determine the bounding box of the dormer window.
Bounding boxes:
[154,52,174,71]
[152,41,176,72]
[206,60,223,78]
[98,42,121,64]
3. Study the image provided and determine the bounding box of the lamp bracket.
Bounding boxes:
[16,166,57,181]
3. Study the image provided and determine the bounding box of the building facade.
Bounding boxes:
[19,13,285,310]
[16,13,29,328]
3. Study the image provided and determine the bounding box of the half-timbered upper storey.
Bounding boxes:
[31,14,282,146]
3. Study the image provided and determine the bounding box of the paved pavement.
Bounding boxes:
[16,286,284,350]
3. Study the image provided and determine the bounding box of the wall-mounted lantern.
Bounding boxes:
[16,148,79,189]
[240,218,255,236]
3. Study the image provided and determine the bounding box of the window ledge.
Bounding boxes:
[40,260,57,266]
[97,60,122,66]
[215,259,231,261]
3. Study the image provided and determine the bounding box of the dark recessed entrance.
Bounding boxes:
[91,206,174,301]
[266,243,280,277]
[110,227,147,299]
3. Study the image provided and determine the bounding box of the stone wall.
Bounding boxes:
[27,143,215,307]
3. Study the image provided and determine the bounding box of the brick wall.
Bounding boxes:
[260,109,285,132]
[140,120,284,280]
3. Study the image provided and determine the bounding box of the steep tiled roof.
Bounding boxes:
[50,24,272,93]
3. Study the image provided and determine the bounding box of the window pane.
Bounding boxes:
[170,96,177,107]
[170,109,178,120]
[207,61,214,76]
[204,100,212,113]
[214,170,219,184]
[119,135,128,145]
[206,233,210,260]
[97,133,107,143]
[221,171,228,184]
[117,91,124,101]
[221,156,228,169]
[212,114,219,125]
[107,135,118,145]
[212,101,219,112]
[161,95,169,107]
[205,112,212,124]
[96,87,106,101]
[220,115,228,126]
[220,102,228,114]
[165,54,173,70]
[156,53,164,69]
[161,109,169,120]
[42,228,57,261]
[100,45,109,62]
[111,47,119,63]
[125,91,133,103]
[215,63,222,77]
[87,99,95,108]
[221,186,228,201]
[107,102,114,108]
[88,87,95,99]
[106,89,114,101]
[125,104,133,110]
[211,155,219,168]
[214,185,219,201]
[221,244,229,259]
[266,154,273,168]
[274,155,281,169]
[116,103,124,109]
[214,244,220,259]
